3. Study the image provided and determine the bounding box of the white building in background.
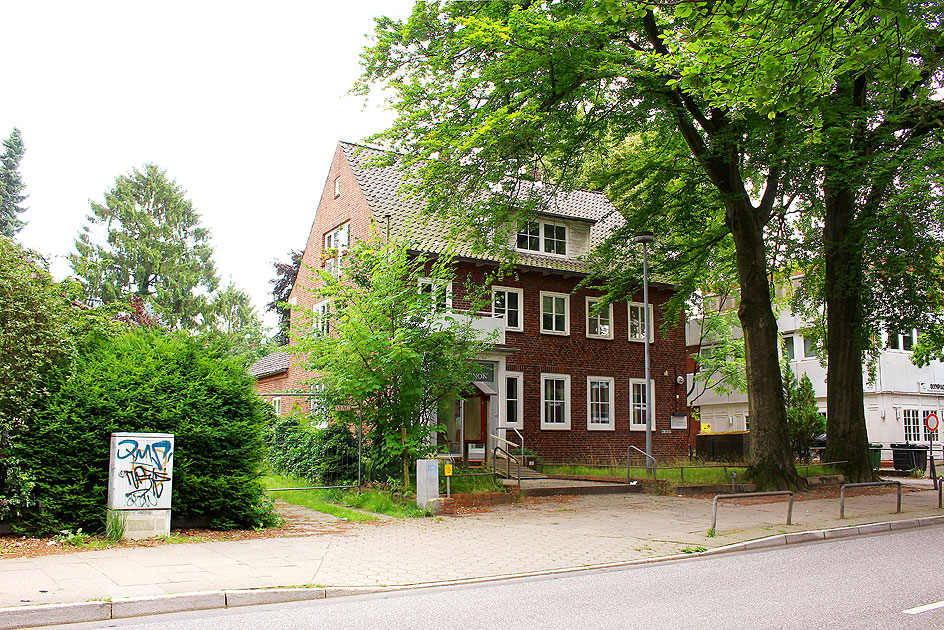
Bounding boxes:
[687,307,944,448]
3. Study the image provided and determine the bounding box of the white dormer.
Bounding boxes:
[513,213,593,259]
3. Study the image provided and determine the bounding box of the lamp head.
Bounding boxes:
[634,231,655,244]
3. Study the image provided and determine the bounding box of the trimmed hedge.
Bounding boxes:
[267,415,360,485]
[15,328,276,534]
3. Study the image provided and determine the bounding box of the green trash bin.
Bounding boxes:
[869,443,883,470]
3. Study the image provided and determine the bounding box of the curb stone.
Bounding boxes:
[5,515,944,629]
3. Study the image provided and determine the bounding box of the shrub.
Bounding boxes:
[14,328,277,534]
[267,414,359,485]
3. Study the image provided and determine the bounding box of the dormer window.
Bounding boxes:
[543,223,566,255]
[516,220,567,256]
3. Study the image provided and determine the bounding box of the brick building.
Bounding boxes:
[251,141,690,464]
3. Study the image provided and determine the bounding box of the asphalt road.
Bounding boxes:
[43,527,944,630]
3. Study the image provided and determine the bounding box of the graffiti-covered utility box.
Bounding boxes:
[107,432,174,539]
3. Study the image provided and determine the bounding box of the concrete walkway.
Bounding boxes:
[1,482,942,627]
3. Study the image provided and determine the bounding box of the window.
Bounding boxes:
[888,330,918,351]
[493,286,524,331]
[541,373,571,429]
[587,376,615,430]
[803,336,817,358]
[272,397,281,416]
[323,222,350,277]
[418,278,452,309]
[333,176,341,198]
[505,372,523,428]
[586,297,612,339]
[516,220,567,256]
[540,291,570,335]
[628,303,653,342]
[782,335,795,361]
[904,408,920,442]
[629,379,655,430]
[543,223,567,255]
[313,301,330,335]
[923,410,939,442]
[516,221,540,251]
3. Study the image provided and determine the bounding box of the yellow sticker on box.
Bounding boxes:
[444,464,453,476]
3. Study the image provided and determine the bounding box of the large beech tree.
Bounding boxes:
[359,0,802,488]
[359,0,943,486]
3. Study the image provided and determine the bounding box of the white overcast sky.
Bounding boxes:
[3,0,417,328]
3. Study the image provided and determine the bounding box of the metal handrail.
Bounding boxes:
[492,427,526,468]
[493,445,522,488]
[839,481,901,519]
[711,491,794,534]
[627,445,657,481]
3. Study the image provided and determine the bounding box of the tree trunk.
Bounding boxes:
[821,76,877,483]
[726,198,805,490]
[823,189,876,482]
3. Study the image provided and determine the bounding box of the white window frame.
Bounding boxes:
[904,408,921,442]
[333,176,341,198]
[887,329,918,352]
[504,371,523,428]
[628,302,654,342]
[542,222,567,256]
[540,373,571,430]
[492,286,524,332]
[629,378,655,431]
[782,334,795,361]
[313,300,331,335]
[515,219,568,257]
[803,335,817,358]
[587,376,615,431]
[272,397,281,416]
[540,291,570,336]
[323,222,350,277]
[586,297,613,340]
[418,277,453,309]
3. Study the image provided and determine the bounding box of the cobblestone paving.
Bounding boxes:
[1,488,940,607]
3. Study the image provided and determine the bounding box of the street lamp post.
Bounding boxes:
[634,231,655,474]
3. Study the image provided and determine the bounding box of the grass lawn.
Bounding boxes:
[542,462,843,486]
[262,473,430,519]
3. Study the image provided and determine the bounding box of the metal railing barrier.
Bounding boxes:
[492,445,522,488]
[627,445,657,482]
[839,481,901,519]
[711,491,794,534]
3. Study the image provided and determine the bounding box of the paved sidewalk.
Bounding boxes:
[1,483,941,620]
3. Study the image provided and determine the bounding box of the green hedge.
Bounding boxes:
[15,328,276,534]
[267,415,360,485]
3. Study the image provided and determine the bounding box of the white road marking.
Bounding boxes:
[903,600,944,615]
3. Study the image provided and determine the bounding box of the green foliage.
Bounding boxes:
[783,365,826,463]
[267,414,359,486]
[14,328,276,534]
[0,128,27,238]
[296,237,493,484]
[0,239,75,521]
[69,164,220,330]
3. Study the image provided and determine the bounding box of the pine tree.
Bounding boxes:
[0,128,27,238]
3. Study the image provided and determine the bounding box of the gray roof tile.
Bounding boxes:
[341,142,625,274]
[249,351,290,378]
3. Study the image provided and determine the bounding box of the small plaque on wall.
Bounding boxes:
[670,413,688,430]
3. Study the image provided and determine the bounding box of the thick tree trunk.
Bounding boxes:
[823,192,877,482]
[726,198,805,490]
[820,76,877,483]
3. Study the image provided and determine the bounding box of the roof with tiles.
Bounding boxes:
[340,141,626,275]
[248,351,290,378]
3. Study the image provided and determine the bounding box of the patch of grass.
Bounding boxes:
[158,532,208,544]
[263,473,376,521]
[680,545,707,554]
[439,465,505,494]
[706,528,716,538]
[263,473,433,519]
